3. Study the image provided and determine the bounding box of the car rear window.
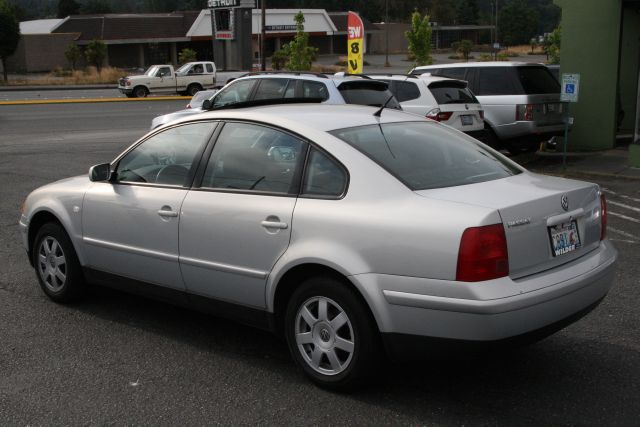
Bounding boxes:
[394,81,421,102]
[337,81,401,109]
[330,122,521,190]
[477,68,517,95]
[516,66,560,94]
[428,81,478,104]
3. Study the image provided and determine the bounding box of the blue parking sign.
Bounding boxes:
[561,74,580,102]
[565,83,575,94]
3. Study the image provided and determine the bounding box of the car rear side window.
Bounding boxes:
[206,64,214,73]
[516,66,560,94]
[437,68,468,81]
[428,81,478,104]
[477,68,516,95]
[331,122,521,190]
[302,148,347,197]
[201,122,306,194]
[302,81,329,100]
[253,78,290,100]
[394,81,421,102]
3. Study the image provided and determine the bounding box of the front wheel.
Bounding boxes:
[33,223,85,303]
[132,86,147,98]
[284,276,380,391]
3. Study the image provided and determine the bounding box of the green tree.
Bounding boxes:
[456,0,479,25]
[452,39,473,61]
[81,0,112,14]
[0,0,20,83]
[279,11,318,71]
[57,0,80,18]
[543,26,561,64]
[499,0,539,46]
[178,48,197,65]
[85,39,107,71]
[64,43,82,70]
[405,11,432,66]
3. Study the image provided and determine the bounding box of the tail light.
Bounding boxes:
[600,193,607,240]
[426,108,453,122]
[186,104,191,108]
[456,224,509,282]
[479,110,484,120]
[516,104,534,121]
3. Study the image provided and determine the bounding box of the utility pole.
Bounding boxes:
[261,0,266,71]
[384,0,390,67]
[494,0,499,60]
[210,8,216,63]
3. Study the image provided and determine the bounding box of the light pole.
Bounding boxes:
[261,0,266,71]
[384,0,390,67]
[494,0,499,60]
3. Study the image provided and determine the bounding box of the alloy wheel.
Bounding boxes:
[37,236,67,293]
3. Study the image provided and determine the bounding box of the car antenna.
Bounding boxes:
[373,74,410,117]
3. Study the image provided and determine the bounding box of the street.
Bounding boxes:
[0,102,639,424]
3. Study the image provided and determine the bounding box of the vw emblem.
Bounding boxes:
[561,194,569,211]
[319,328,331,342]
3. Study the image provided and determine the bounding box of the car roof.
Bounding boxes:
[172,104,417,133]
[414,61,546,70]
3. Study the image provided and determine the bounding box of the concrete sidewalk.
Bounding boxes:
[526,144,640,180]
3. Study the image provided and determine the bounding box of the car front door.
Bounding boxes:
[179,121,307,308]
[155,66,176,93]
[82,122,217,290]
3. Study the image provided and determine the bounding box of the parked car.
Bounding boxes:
[411,62,564,152]
[118,61,217,98]
[186,89,219,109]
[20,104,616,390]
[150,71,400,129]
[367,73,484,138]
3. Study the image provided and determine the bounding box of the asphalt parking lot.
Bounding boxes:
[1,101,639,424]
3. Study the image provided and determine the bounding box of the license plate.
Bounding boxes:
[461,115,473,126]
[549,220,581,257]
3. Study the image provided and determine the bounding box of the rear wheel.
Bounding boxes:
[32,223,85,303]
[132,86,147,98]
[284,276,380,391]
[187,84,201,96]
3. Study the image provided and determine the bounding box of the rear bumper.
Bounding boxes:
[352,240,617,359]
[494,121,566,142]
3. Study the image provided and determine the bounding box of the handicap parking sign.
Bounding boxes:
[561,74,580,102]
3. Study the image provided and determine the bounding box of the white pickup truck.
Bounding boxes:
[118,61,217,98]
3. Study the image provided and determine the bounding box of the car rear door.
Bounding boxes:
[178,121,307,308]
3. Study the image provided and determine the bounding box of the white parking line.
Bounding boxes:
[608,200,640,213]
[608,227,640,241]
[609,211,640,224]
[610,239,638,244]
[603,188,640,204]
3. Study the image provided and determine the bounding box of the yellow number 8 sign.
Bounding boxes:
[347,12,364,74]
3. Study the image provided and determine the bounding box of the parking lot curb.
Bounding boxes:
[0,96,191,106]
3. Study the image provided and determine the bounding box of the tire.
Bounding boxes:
[132,86,147,98]
[187,84,201,96]
[32,222,85,303]
[284,276,380,391]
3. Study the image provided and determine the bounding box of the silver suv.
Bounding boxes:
[151,72,400,129]
[411,62,564,153]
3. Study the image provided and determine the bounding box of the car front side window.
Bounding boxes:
[116,122,215,187]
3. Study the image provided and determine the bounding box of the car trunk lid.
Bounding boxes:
[416,173,602,279]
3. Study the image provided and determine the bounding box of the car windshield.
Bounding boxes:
[428,81,478,104]
[330,121,521,190]
[145,66,159,77]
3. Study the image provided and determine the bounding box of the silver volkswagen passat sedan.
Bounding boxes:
[19,104,616,390]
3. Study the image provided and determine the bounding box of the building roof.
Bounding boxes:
[20,19,64,34]
[52,12,199,43]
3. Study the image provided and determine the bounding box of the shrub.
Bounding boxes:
[84,39,107,71]
[178,48,197,65]
[405,11,433,66]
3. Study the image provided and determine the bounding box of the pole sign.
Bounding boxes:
[347,12,364,74]
[561,73,580,103]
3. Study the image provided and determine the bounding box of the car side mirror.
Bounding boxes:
[89,163,113,182]
[202,99,212,110]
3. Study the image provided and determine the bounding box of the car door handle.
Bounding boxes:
[261,220,288,230]
[158,209,179,218]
